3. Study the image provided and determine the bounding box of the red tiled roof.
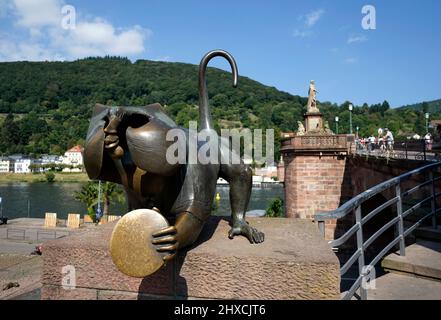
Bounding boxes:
[66,145,84,153]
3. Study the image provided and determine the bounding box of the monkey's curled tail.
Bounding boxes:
[198,49,238,131]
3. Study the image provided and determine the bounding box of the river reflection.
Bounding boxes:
[0,182,284,219]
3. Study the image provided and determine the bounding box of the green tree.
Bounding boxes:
[381,100,390,116]
[265,197,284,217]
[73,181,125,220]
[0,113,21,153]
[422,101,429,114]
[45,172,55,182]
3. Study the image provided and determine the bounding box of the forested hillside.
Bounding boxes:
[398,99,441,113]
[0,56,438,157]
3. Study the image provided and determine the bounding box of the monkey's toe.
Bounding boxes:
[253,230,265,243]
[228,222,265,244]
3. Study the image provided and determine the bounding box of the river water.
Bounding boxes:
[0,183,284,219]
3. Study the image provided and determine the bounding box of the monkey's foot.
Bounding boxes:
[152,226,179,263]
[228,220,264,244]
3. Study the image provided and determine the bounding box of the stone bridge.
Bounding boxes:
[280,135,438,240]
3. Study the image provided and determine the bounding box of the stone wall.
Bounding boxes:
[283,151,436,240]
[348,157,431,198]
[284,154,351,218]
[41,217,340,300]
[283,153,352,240]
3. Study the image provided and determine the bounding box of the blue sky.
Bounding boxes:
[0,0,440,107]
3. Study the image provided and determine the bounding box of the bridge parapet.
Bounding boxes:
[281,134,354,154]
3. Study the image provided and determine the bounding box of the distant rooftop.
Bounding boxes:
[66,145,84,153]
[41,154,60,158]
[8,154,31,160]
[430,120,441,128]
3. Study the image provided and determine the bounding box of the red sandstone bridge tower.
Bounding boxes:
[280,81,354,238]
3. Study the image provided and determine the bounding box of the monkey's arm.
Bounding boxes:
[151,160,219,261]
[151,211,204,262]
[218,136,264,244]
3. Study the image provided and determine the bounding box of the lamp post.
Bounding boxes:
[356,126,359,138]
[96,180,102,222]
[335,116,339,134]
[349,104,353,134]
[425,113,429,133]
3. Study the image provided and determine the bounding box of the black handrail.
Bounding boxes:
[315,161,441,300]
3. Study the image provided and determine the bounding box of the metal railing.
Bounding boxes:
[393,139,429,161]
[356,139,441,161]
[314,161,441,300]
[3,227,70,240]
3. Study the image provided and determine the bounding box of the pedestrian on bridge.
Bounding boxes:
[384,128,394,151]
[368,135,376,152]
[425,132,432,151]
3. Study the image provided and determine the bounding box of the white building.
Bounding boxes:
[254,165,278,179]
[41,154,63,165]
[62,145,84,172]
[14,158,32,173]
[0,157,12,173]
[216,177,228,185]
[9,154,24,161]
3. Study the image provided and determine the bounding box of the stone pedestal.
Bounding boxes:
[281,135,354,239]
[41,217,340,300]
[304,111,323,133]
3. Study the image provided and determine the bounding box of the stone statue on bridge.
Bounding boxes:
[297,121,306,136]
[303,80,329,134]
[306,80,320,113]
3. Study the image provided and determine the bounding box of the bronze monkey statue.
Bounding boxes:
[83,50,264,263]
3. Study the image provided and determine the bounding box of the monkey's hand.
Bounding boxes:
[151,211,205,263]
[229,219,264,244]
[151,226,178,263]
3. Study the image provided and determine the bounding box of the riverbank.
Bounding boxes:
[0,173,90,183]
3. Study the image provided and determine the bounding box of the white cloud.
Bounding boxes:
[347,35,367,44]
[0,38,61,61]
[0,0,152,61]
[293,9,324,39]
[60,20,151,57]
[13,0,61,29]
[305,9,324,28]
[344,57,358,64]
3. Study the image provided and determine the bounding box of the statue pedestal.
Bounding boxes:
[280,134,354,239]
[304,111,323,133]
[41,217,340,300]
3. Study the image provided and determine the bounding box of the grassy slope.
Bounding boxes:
[0,172,89,183]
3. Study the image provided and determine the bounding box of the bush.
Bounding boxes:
[265,197,284,217]
[87,207,97,223]
[45,171,55,182]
